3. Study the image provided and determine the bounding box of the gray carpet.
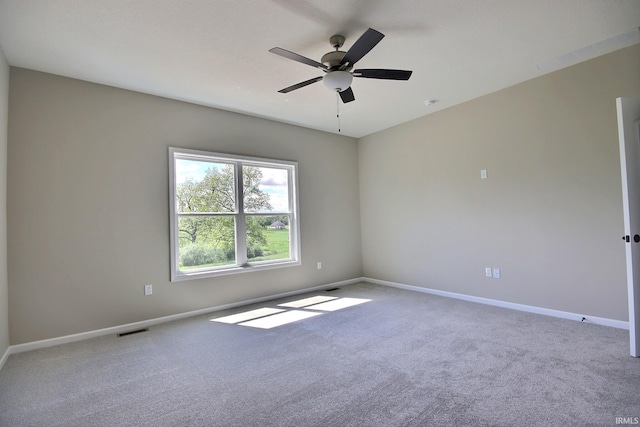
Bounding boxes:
[1,282,639,426]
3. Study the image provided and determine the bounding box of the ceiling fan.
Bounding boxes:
[269,28,412,103]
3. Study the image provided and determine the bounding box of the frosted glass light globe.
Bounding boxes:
[323,71,353,92]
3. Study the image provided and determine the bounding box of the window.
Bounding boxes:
[169,147,300,281]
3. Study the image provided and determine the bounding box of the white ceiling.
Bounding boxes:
[0,0,639,138]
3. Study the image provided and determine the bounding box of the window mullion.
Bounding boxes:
[235,162,248,266]
[287,168,297,260]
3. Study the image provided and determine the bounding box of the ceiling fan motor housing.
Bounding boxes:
[321,50,349,70]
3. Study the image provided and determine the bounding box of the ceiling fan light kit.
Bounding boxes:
[323,71,353,92]
[270,28,413,104]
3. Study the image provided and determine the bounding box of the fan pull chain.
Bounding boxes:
[336,92,341,133]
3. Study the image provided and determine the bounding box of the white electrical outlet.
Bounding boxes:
[485,267,492,277]
[492,268,501,279]
[317,262,322,270]
[144,284,153,295]
[481,169,488,179]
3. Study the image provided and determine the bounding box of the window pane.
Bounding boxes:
[246,215,290,262]
[176,159,235,213]
[178,216,236,269]
[243,166,289,213]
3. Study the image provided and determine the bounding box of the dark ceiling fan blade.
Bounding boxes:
[269,47,328,70]
[353,69,413,80]
[339,87,355,103]
[340,28,385,68]
[277,76,323,93]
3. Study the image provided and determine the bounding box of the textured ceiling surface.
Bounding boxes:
[0,0,639,137]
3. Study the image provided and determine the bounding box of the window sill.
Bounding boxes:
[171,259,301,282]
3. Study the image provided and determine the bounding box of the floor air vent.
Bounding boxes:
[117,328,149,337]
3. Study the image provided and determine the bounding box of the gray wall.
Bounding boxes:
[0,47,8,356]
[359,44,640,321]
[8,69,362,344]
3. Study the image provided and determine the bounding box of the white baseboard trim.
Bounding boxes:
[0,346,9,372]
[7,277,363,356]
[364,277,629,330]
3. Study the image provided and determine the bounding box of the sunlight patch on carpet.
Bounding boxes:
[211,307,285,324]
[304,297,371,312]
[210,296,372,329]
[278,295,338,308]
[239,310,321,329]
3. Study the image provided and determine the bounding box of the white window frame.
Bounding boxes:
[169,147,301,282]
